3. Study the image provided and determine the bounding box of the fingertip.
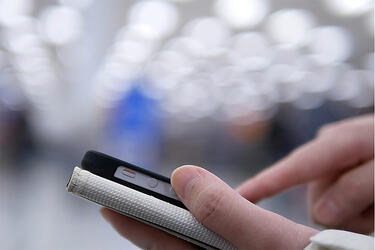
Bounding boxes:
[100,207,110,214]
[100,207,113,223]
[171,165,201,179]
[171,165,203,199]
[235,175,269,203]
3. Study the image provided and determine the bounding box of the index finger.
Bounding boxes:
[237,117,374,202]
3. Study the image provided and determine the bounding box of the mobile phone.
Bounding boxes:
[80,150,186,209]
[67,150,235,250]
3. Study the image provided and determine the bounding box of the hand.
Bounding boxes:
[101,166,317,250]
[237,115,374,234]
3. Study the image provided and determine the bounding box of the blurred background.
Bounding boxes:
[0,0,373,249]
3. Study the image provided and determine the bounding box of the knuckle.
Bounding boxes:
[194,187,226,224]
[317,121,353,138]
[318,123,344,138]
[317,124,334,136]
[339,176,364,202]
[289,143,308,157]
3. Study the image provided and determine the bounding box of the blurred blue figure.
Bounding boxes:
[104,78,163,171]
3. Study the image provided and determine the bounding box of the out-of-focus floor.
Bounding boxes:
[1,160,138,250]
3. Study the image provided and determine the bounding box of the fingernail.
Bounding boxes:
[171,166,201,200]
[314,199,340,225]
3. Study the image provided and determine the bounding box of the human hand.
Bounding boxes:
[101,166,317,250]
[237,115,374,234]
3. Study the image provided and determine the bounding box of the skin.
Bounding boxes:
[101,114,373,249]
[237,114,374,234]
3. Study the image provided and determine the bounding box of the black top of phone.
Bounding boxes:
[81,150,186,209]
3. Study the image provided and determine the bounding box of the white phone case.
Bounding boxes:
[67,167,236,250]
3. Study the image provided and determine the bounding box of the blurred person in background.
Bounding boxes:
[101,114,374,249]
[0,108,34,169]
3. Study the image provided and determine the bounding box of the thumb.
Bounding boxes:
[171,165,317,250]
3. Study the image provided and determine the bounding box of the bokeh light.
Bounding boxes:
[112,40,154,64]
[116,24,160,42]
[183,17,230,50]
[39,5,83,45]
[265,9,316,47]
[58,0,94,10]
[3,31,43,55]
[0,16,36,53]
[163,36,204,58]
[307,26,353,64]
[231,32,271,71]
[328,64,360,101]
[128,0,179,40]
[347,70,374,108]
[0,0,34,26]
[214,0,270,29]
[321,0,374,17]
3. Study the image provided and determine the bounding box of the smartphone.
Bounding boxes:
[67,150,235,250]
[80,150,186,209]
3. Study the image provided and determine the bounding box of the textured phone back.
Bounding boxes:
[67,167,236,250]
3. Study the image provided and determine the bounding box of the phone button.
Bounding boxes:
[147,178,158,188]
[122,168,136,178]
